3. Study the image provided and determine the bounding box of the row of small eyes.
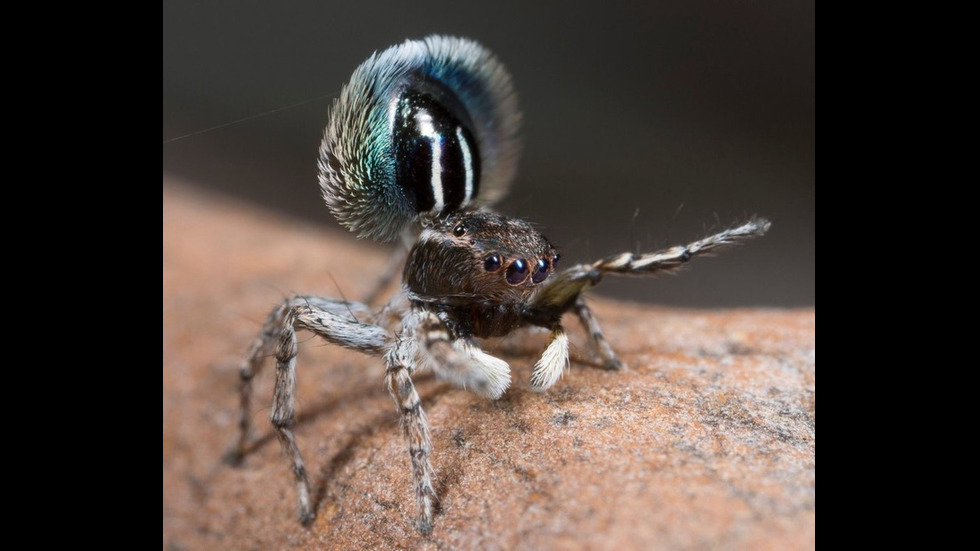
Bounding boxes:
[483,253,560,285]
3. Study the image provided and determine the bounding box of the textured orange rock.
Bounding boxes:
[162,180,814,550]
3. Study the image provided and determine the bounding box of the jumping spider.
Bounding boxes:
[227,35,770,534]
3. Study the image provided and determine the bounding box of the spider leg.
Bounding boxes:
[229,296,380,464]
[299,295,376,321]
[592,217,770,277]
[234,297,390,524]
[535,218,771,309]
[532,218,771,307]
[529,218,769,375]
[228,302,289,465]
[572,297,623,370]
[385,335,438,534]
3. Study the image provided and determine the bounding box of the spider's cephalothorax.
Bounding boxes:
[230,35,770,535]
[406,209,558,312]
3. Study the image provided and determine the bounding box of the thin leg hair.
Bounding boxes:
[385,336,437,534]
[230,296,391,524]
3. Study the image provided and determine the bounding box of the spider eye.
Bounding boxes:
[453,223,467,236]
[484,254,501,271]
[505,258,529,284]
[552,254,561,268]
[531,258,549,283]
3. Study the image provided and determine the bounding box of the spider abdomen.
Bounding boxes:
[319,36,521,242]
[393,79,481,213]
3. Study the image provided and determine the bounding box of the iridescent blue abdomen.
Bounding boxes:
[319,36,521,242]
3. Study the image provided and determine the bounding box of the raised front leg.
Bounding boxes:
[591,217,771,277]
[528,219,770,377]
[533,218,771,310]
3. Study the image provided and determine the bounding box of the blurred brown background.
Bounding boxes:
[163,0,814,307]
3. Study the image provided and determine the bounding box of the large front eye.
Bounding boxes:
[505,258,529,284]
[531,258,549,283]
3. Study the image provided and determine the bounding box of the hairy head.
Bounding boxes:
[404,209,558,304]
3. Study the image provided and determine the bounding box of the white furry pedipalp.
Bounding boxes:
[530,328,570,391]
